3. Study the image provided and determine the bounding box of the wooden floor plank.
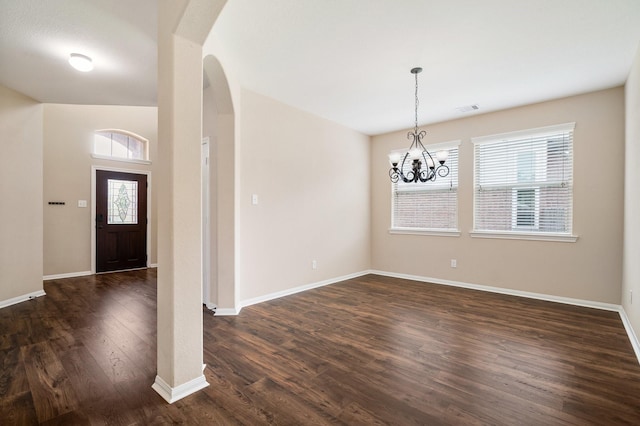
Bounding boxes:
[0,391,39,425]
[113,377,189,425]
[21,341,78,423]
[73,325,145,385]
[202,364,277,425]
[58,345,138,425]
[1,269,640,424]
[243,377,342,425]
[0,347,30,399]
[96,314,156,376]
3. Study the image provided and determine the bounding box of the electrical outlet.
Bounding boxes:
[312,260,317,270]
[450,259,457,268]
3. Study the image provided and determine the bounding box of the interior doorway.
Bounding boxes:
[202,54,236,313]
[202,137,212,307]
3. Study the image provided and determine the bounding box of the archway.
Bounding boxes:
[202,54,236,314]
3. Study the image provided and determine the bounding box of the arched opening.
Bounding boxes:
[202,54,236,313]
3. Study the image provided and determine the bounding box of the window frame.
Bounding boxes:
[389,140,461,237]
[470,123,578,243]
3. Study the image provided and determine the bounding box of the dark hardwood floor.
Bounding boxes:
[1,269,640,425]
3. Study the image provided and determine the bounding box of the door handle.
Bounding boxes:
[96,214,104,229]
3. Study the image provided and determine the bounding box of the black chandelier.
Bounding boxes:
[389,67,449,183]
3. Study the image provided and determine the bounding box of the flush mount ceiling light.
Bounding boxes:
[68,53,93,72]
[388,67,449,183]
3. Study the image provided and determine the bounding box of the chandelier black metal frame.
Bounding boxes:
[388,67,449,183]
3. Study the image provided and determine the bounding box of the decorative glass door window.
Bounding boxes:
[107,179,138,224]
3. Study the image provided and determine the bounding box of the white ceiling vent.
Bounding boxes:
[455,104,480,113]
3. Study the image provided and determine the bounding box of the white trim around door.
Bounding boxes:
[91,165,152,274]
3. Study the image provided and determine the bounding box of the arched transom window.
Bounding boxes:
[93,130,149,162]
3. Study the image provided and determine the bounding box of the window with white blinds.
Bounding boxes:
[472,123,574,238]
[391,142,459,233]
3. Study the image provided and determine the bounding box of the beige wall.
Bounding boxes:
[0,84,43,303]
[372,88,624,304]
[43,104,158,276]
[238,89,371,302]
[623,45,640,338]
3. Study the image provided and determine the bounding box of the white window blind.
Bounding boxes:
[473,123,574,235]
[391,143,459,231]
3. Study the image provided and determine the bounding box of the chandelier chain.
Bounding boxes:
[414,71,419,134]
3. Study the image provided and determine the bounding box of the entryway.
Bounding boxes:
[95,169,148,273]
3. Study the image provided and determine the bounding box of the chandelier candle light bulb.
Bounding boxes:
[388,67,449,183]
[436,150,449,164]
[388,152,402,166]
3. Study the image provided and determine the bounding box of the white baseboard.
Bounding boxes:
[0,289,46,309]
[151,374,209,404]
[370,270,620,312]
[212,270,370,316]
[619,307,640,365]
[43,271,92,281]
[149,263,158,268]
[238,270,371,311]
[214,307,241,316]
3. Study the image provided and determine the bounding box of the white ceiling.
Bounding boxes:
[1,1,639,136]
[0,0,157,106]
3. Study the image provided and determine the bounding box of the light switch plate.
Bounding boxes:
[78,200,87,208]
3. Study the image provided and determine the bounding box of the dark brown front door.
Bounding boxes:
[96,170,147,273]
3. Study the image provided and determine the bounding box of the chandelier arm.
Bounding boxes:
[414,130,427,151]
[389,168,400,183]
[436,164,450,178]
[422,150,436,169]
[388,151,414,184]
[407,130,418,151]
[399,151,410,176]
[403,169,416,183]
[418,169,434,182]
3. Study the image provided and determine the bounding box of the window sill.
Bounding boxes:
[469,231,578,243]
[389,228,461,237]
[91,154,152,165]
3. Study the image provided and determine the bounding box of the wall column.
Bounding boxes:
[153,0,225,403]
